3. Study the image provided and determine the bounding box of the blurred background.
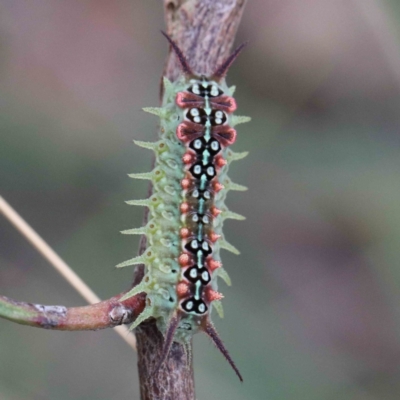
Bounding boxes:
[1,0,400,399]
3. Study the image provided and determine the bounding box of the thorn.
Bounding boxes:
[115,249,153,268]
[225,181,248,192]
[163,76,173,93]
[226,151,249,162]
[153,313,180,376]
[142,107,165,117]
[217,267,232,286]
[213,300,224,318]
[127,303,154,330]
[133,140,159,151]
[203,320,243,382]
[219,239,240,255]
[161,31,193,76]
[229,85,236,95]
[222,210,246,221]
[231,115,251,126]
[212,42,247,79]
[119,279,149,301]
[120,227,146,235]
[125,198,153,207]
[128,169,163,181]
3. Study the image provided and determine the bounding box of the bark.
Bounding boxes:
[133,1,247,399]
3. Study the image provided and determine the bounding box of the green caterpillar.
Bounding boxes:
[117,33,250,380]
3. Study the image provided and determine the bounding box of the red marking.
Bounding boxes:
[207,258,222,271]
[210,95,237,114]
[179,253,191,267]
[181,178,191,189]
[210,232,221,242]
[215,155,227,168]
[176,92,237,114]
[213,182,224,193]
[212,126,237,147]
[176,92,204,109]
[180,228,190,238]
[180,202,190,213]
[211,206,222,217]
[206,288,224,302]
[176,281,190,297]
[176,121,204,143]
[182,152,194,164]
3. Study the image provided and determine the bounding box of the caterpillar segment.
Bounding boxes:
[119,33,249,381]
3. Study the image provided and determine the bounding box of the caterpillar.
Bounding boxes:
[117,32,250,381]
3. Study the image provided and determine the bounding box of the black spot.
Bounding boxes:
[181,298,208,315]
[185,240,212,256]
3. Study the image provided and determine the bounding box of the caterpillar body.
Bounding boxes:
[118,33,250,381]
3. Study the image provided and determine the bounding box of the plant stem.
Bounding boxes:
[133,1,247,399]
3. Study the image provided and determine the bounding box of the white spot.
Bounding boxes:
[192,189,199,197]
[202,242,209,251]
[192,84,200,95]
[202,215,210,224]
[206,166,214,176]
[194,116,201,124]
[204,191,211,199]
[215,118,222,125]
[191,240,199,249]
[210,85,219,97]
[201,271,209,281]
[194,139,202,150]
[202,82,209,88]
[192,214,199,222]
[211,141,219,151]
[186,301,194,310]
[190,269,197,278]
[198,303,206,313]
[194,165,202,175]
[190,108,200,116]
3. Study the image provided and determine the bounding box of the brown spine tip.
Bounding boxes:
[203,320,243,382]
[161,31,193,76]
[212,42,247,80]
[153,313,181,377]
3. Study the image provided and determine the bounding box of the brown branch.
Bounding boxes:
[133,1,247,399]
[0,292,145,331]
